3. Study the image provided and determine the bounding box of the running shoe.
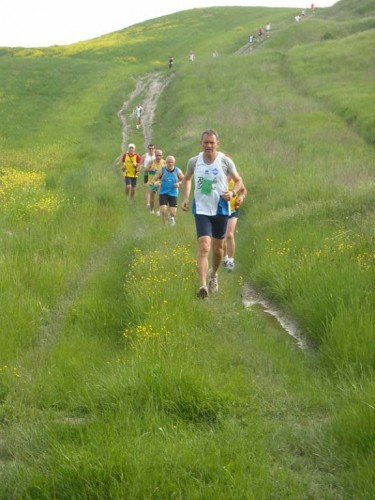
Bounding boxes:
[226,260,235,271]
[208,269,219,292]
[222,259,229,268]
[197,286,209,299]
[169,217,176,226]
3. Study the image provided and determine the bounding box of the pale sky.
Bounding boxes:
[0,0,338,47]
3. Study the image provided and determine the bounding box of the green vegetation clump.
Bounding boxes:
[0,0,374,497]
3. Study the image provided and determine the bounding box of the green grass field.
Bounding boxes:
[0,0,374,497]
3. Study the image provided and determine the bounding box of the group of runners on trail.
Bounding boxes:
[249,5,315,45]
[119,143,184,227]
[117,129,247,299]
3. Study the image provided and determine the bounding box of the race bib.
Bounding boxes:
[201,178,213,195]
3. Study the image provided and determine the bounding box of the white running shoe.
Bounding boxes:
[155,211,160,216]
[226,260,235,271]
[169,217,176,226]
[208,269,219,293]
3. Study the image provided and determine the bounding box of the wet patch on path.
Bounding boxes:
[242,282,312,351]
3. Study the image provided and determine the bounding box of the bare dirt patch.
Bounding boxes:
[116,73,172,158]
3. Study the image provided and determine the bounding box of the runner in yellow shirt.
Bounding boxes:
[222,176,247,271]
[145,149,165,214]
[121,143,141,200]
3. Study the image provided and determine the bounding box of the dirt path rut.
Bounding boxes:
[117,73,172,155]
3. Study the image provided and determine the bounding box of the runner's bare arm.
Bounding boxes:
[181,173,192,211]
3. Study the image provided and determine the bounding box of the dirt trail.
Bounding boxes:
[117,73,172,157]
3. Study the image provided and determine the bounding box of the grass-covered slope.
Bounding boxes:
[325,0,375,18]
[0,1,374,497]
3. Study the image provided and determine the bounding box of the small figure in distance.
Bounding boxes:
[181,129,244,299]
[188,51,195,62]
[152,155,184,226]
[265,23,271,37]
[168,56,174,69]
[212,49,219,58]
[134,103,144,129]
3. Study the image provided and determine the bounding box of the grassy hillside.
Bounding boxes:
[0,0,374,497]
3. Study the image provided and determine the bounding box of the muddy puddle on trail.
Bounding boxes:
[242,283,312,351]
